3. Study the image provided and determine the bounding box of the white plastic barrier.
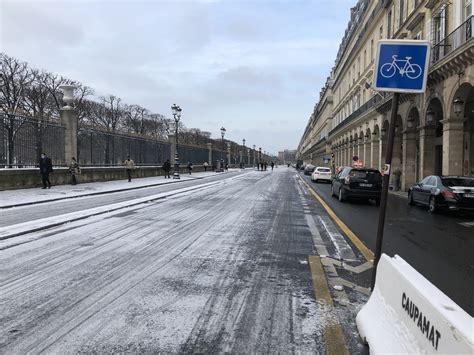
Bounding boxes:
[357,254,473,354]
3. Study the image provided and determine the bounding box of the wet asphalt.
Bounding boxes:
[300,172,474,316]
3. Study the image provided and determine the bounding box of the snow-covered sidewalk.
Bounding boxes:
[0,172,216,208]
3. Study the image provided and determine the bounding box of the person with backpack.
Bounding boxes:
[69,157,81,185]
[124,156,135,182]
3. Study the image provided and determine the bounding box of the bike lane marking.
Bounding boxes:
[299,176,374,262]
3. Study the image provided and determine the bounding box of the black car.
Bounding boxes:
[304,164,315,175]
[331,167,382,205]
[408,176,474,213]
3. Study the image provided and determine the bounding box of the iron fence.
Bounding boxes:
[0,113,65,168]
[431,15,473,65]
[77,128,171,166]
[177,144,209,165]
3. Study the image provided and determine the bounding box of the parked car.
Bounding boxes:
[311,167,332,183]
[408,175,474,213]
[304,164,315,175]
[331,167,382,204]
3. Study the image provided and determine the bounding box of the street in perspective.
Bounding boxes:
[1,0,474,354]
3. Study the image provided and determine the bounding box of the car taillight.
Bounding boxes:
[442,189,455,199]
[344,176,351,184]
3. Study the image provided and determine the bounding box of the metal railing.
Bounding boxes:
[0,113,65,168]
[329,93,388,137]
[77,128,171,167]
[431,15,473,65]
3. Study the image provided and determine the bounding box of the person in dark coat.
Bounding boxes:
[264,161,268,171]
[271,161,275,171]
[187,162,193,175]
[162,159,171,178]
[39,153,53,189]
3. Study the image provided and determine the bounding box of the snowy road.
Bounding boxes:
[0,168,366,353]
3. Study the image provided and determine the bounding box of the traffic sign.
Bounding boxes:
[373,40,430,93]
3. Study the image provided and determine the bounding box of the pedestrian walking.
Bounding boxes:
[394,167,402,191]
[124,155,135,182]
[162,159,171,178]
[39,153,53,189]
[264,161,268,171]
[225,163,229,171]
[257,162,260,171]
[69,157,81,185]
[203,161,209,172]
[187,162,193,175]
[271,161,275,171]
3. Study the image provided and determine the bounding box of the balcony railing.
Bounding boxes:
[328,92,389,137]
[431,15,473,65]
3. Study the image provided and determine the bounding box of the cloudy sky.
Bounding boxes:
[1,0,354,155]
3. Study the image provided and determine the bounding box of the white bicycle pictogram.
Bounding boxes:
[380,55,422,79]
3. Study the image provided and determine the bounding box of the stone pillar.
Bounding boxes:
[169,134,176,163]
[60,108,78,165]
[207,142,212,167]
[379,138,385,171]
[371,139,380,170]
[402,131,417,191]
[364,140,371,168]
[442,118,465,176]
[227,143,231,165]
[419,127,436,177]
[239,150,243,165]
[247,149,250,165]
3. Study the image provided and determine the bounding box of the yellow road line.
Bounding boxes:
[301,178,374,262]
[308,255,349,355]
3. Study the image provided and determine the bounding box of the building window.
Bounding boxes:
[463,0,472,20]
[432,5,447,44]
[388,10,392,38]
[370,39,374,60]
[399,0,405,27]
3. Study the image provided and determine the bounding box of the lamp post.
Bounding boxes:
[242,138,246,167]
[253,145,256,167]
[171,104,182,179]
[220,126,226,172]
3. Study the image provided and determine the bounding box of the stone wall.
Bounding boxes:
[0,165,207,190]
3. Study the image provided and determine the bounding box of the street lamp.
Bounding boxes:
[220,126,226,172]
[242,139,246,167]
[171,103,182,179]
[453,97,464,116]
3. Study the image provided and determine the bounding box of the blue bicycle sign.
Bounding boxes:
[373,40,430,93]
[380,55,422,79]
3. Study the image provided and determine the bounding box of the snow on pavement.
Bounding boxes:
[0,169,331,353]
[0,171,215,208]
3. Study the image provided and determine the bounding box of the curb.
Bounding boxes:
[0,173,221,209]
[0,180,221,241]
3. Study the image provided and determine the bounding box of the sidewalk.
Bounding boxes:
[0,171,218,208]
[389,189,407,199]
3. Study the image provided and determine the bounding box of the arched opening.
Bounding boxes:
[450,83,474,177]
[392,114,403,189]
[364,128,372,168]
[423,98,444,176]
[381,120,390,167]
[372,125,380,170]
[403,107,421,190]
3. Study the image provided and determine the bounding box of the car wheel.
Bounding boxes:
[428,196,437,213]
[408,192,415,206]
[338,188,345,202]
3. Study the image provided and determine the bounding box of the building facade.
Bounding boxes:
[297,0,474,191]
[278,149,297,164]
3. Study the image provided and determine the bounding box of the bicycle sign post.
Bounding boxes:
[371,40,430,289]
[373,40,430,93]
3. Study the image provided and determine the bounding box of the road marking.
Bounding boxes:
[308,255,349,355]
[459,221,474,228]
[318,216,356,261]
[299,177,374,262]
[320,257,373,274]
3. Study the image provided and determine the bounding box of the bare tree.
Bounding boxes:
[0,53,37,166]
[124,104,149,135]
